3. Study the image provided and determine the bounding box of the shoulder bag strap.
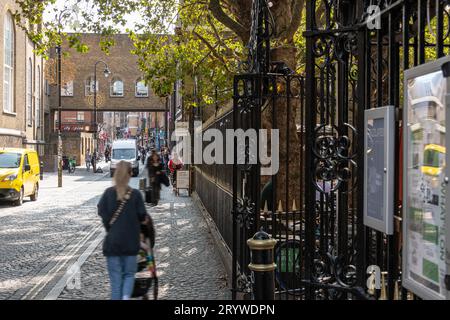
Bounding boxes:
[109,188,133,227]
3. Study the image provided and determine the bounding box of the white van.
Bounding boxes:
[110,139,140,177]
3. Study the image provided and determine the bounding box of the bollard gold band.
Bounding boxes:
[247,238,277,250]
[248,263,277,272]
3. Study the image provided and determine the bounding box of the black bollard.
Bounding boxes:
[247,229,277,300]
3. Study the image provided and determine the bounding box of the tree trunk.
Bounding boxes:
[261,45,301,213]
[208,1,305,212]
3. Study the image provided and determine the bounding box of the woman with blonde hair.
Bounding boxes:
[97,160,148,300]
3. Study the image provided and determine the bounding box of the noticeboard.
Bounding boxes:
[176,170,190,190]
[403,55,450,300]
[364,106,395,235]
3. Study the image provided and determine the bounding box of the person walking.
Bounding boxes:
[141,147,146,165]
[97,161,149,300]
[85,150,91,172]
[104,147,110,163]
[146,150,164,205]
[168,152,183,191]
[162,146,170,171]
[91,151,96,173]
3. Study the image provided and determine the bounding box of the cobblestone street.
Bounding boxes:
[58,186,230,300]
[0,164,229,300]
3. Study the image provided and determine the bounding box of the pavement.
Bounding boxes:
[0,161,230,300]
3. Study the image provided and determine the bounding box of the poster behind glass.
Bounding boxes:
[405,69,447,299]
[366,117,385,222]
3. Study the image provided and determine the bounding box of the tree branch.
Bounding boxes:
[208,0,248,43]
[192,30,231,73]
[284,0,304,42]
[206,15,241,60]
[207,15,233,51]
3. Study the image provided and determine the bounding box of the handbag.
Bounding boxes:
[108,188,132,228]
[158,172,170,187]
[145,187,153,204]
[140,216,155,249]
[145,187,158,205]
[145,177,159,205]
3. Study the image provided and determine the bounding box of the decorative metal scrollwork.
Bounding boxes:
[234,196,256,230]
[236,95,258,115]
[311,245,358,299]
[235,78,259,115]
[349,64,358,81]
[313,32,359,63]
[86,92,105,108]
[313,36,333,58]
[242,0,274,74]
[313,123,358,194]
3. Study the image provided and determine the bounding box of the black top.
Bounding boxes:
[147,158,164,179]
[97,187,147,256]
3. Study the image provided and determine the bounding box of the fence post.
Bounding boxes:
[247,229,277,300]
[40,161,44,180]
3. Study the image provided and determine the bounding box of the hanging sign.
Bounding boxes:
[364,105,395,235]
[403,55,450,300]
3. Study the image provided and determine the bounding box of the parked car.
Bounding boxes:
[0,148,40,206]
[110,139,140,177]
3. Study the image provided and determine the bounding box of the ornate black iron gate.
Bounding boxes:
[231,0,268,299]
[231,0,450,300]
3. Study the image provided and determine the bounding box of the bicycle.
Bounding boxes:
[274,238,304,295]
[274,228,359,299]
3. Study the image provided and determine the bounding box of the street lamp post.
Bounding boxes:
[92,60,111,173]
[57,42,63,187]
[55,7,77,188]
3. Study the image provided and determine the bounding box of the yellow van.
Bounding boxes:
[421,144,446,176]
[0,148,40,206]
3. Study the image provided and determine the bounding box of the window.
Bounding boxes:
[0,152,21,168]
[112,148,135,160]
[45,79,50,96]
[36,66,41,127]
[135,78,148,97]
[27,58,33,126]
[77,112,84,122]
[85,77,98,96]
[3,13,14,112]
[110,77,124,97]
[23,154,29,171]
[61,80,74,96]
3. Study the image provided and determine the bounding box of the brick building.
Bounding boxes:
[0,1,48,152]
[47,33,168,166]
[48,33,167,113]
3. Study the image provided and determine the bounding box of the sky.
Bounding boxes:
[43,0,145,33]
